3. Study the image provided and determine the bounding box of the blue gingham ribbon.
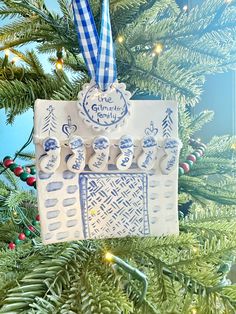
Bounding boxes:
[72,0,117,91]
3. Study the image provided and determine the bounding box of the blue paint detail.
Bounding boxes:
[164,139,179,172]
[67,185,78,194]
[38,171,53,180]
[63,170,76,179]
[48,221,61,231]
[82,83,128,127]
[47,210,60,219]
[43,138,59,152]
[67,208,77,217]
[63,198,77,207]
[45,198,58,208]
[42,105,57,136]
[93,136,109,150]
[67,220,77,227]
[143,136,157,148]
[56,231,69,240]
[62,115,77,137]
[119,135,133,149]
[145,121,158,136]
[79,172,149,239]
[69,138,83,149]
[46,182,63,192]
[162,108,173,138]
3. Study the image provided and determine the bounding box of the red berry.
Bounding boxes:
[3,159,14,168]
[26,176,36,186]
[179,162,190,173]
[28,225,35,232]
[36,214,40,221]
[187,154,197,163]
[18,233,26,241]
[14,166,24,177]
[8,242,16,250]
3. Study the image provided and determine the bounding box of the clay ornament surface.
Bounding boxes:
[34,99,181,244]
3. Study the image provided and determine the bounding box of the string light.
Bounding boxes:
[56,48,64,70]
[191,308,197,314]
[4,49,10,57]
[117,35,124,44]
[183,5,188,12]
[154,43,164,55]
[105,252,113,262]
[56,59,63,70]
[192,246,199,254]
[225,0,232,3]
[231,143,236,150]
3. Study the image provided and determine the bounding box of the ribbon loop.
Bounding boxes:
[72,0,117,91]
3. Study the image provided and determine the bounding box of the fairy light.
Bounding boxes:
[183,5,188,12]
[231,143,236,150]
[192,246,199,253]
[225,0,232,3]
[191,308,197,314]
[56,48,64,70]
[105,252,113,262]
[117,35,124,44]
[154,43,164,55]
[4,49,10,57]
[56,59,63,70]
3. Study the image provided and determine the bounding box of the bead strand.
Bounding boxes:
[179,138,207,176]
[8,215,40,250]
[2,156,36,189]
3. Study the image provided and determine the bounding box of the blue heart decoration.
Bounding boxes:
[62,116,77,137]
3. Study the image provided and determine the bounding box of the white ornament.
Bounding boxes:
[34,99,181,244]
[77,81,131,132]
[66,136,86,173]
[88,136,110,171]
[116,135,134,170]
[137,135,158,171]
[160,138,183,175]
[39,137,61,174]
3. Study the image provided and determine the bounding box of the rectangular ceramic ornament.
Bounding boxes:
[34,100,180,244]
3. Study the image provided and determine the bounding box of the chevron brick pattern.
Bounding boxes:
[79,173,149,238]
